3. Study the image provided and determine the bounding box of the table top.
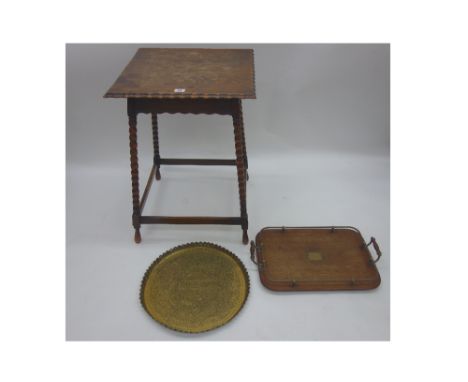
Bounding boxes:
[104,48,256,99]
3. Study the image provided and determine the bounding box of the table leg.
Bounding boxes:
[129,112,141,243]
[233,103,249,244]
[237,100,249,181]
[151,113,161,180]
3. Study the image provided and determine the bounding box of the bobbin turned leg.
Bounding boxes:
[128,103,141,243]
[237,101,249,181]
[151,113,161,180]
[233,100,249,244]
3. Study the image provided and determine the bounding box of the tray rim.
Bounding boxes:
[140,241,250,333]
[254,226,381,292]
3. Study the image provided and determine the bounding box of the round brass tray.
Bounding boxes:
[140,242,249,333]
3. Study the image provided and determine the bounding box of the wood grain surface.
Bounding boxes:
[104,48,256,99]
[253,227,381,291]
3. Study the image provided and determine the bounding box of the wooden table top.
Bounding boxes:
[104,48,256,99]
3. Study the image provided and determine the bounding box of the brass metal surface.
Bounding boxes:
[140,242,249,333]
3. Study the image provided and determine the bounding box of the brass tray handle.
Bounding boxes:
[250,241,258,265]
[366,237,382,264]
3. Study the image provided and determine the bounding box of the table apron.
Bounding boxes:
[128,98,239,116]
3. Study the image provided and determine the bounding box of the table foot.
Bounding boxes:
[155,168,161,180]
[242,230,249,245]
[134,229,142,244]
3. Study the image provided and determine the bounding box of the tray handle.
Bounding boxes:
[366,237,382,264]
[250,241,258,265]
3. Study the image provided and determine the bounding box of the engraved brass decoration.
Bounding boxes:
[140,242,249,333]
[307,251,323,261]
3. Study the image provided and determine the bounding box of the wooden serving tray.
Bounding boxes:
[250,226,382,291]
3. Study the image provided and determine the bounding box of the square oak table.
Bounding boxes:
[104,48,255,244]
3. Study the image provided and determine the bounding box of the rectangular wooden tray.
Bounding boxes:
[250,226,382,291]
